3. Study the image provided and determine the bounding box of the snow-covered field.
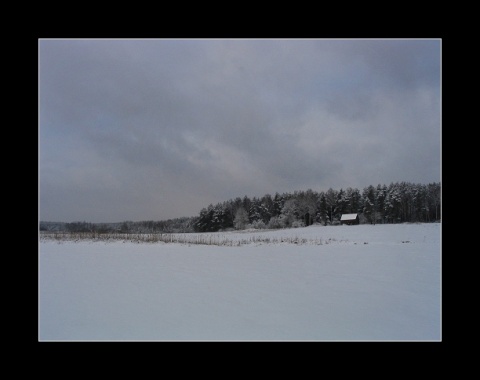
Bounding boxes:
[39,223,441,341]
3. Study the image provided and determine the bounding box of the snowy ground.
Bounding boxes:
[39,223,441,341]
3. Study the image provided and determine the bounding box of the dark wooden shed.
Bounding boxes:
[340,213,359,225]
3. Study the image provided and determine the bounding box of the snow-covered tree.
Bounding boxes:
[280,198,298,228]
[362,185,376,223]
[259,193,274,223]
[296,189,317,226]
[335,188,346,218]
[376,184,387,223]
[325,188,337,224]
[273,192,284,217]
[427,183,441,221]
[234,207,250,230]
[195,206,213,232]
[318,193,328,225]
[249,197,262,223]
[384,183,402,223]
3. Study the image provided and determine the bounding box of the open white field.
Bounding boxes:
[39,223,441,341]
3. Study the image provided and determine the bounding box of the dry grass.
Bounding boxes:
[39,231,339,246]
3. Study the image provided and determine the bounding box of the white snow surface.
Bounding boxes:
[39,223,441,341]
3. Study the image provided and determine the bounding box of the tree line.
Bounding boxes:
[40,181,440,234]
[193,181,440,232]
[39,217,195,234]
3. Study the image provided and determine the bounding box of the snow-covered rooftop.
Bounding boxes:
[341,213,358,221]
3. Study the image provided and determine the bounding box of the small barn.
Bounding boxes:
[340,213,359,225]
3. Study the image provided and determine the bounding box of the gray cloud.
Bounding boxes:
[40,39,441,222]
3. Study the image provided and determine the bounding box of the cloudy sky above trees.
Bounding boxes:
[39,38,441,223]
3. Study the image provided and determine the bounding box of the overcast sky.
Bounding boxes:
[39,38,441,223]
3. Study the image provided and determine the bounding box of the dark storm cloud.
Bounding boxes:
[40,39,440,222]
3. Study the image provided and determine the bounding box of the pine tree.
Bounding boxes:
[195,207,213,232]
[273,192,283,217]
[385,183,402,223]
[427,183,440,222]
[362,185,376,224]
[336,188,346,217]
[260,194,274,223]
[325,188,337,224]
[319,193,328,226]
[376,184,387,223]
[249,197,262,223]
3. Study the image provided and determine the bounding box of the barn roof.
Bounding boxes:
[341,213,358,221]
